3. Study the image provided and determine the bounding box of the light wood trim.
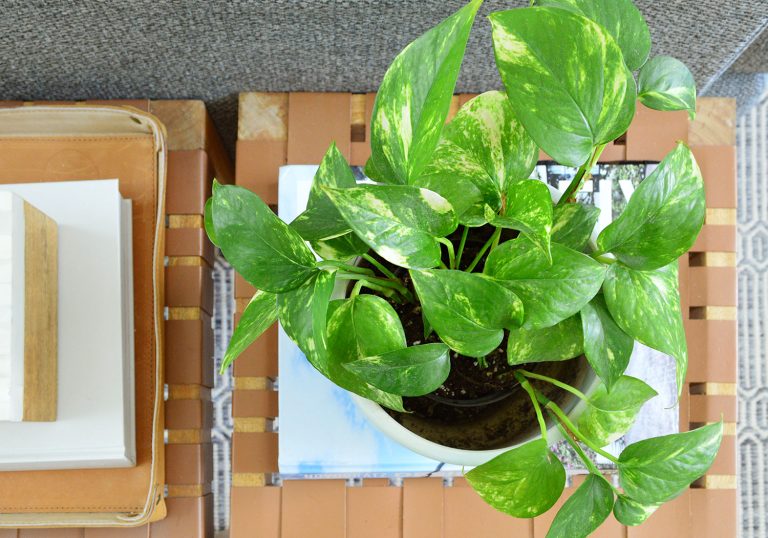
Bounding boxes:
[234,417,269,433]
[167,483,212,498]
[167,306,203,320]
[705,208,736,225]
[689,252,736,267]
[689,382,737,396]
[168,214,204,229]
[166,429,212,444]
[234,377,271,390]
[232,473,267,487]
[690,422,737,436]
[689,306,737,320]
[22,201,58,422]
[167,255,206,267]
[693,475,737,490]
[238,93,289,141]
[689,98,737,147]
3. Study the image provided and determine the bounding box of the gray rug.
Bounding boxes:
[737,89,768,538]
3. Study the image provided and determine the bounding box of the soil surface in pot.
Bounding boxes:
[357,225,588,451]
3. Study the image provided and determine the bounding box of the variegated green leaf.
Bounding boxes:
[410,269,524,358]
[221,289,277,373]
[367,0,482,184]
[465,439,566,518]
[325,295,406,411]
[311,233,369,262]
[602,262,687,393]
[506,315,583,365]
[577,375,657,447]
[291,142,358,241]
[597,143,705,270]
[485,239,606,329]
[580,294,634,390]
[551,202,600,252]
[613,495,662,526]
[343,343,450,396]
[546,474,614,538]
[618,422,723,504]
[211,184,317,293]
[491,7,636,167]
[638,56,697,120]
[324,184,457,269]
[416,91,538,225]
[277,270,336,378]
[536,0,651,71]
[485,179,553,260]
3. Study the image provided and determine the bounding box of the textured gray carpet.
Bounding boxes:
[1,1,766,156]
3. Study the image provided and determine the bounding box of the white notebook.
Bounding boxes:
[0,180,135,470]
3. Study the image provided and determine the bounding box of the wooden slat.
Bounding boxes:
[402,478,443,538]
[232,322,278,378]
[232,432,278,473]
[149,495,214,538]
[287,93,352,163]
[347,485,403,538]
[692,145,737,208]
[688,267,737,306]
[229,487,281,538]
[689,395,737,423]
[282,480,347,538]
[238,93,288,141]
[626,106,688,161]
[232,390,278,418]
[690,489,738,538]
[444,484,532,538]
[627,490,690,538]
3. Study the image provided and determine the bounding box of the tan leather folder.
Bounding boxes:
[0,105,166,527]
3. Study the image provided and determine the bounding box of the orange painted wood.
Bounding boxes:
[232,390,278,418]
[626,105,688,161]
[691,225,736,252]
[688,267,737,306]
[627,490,690,538]
[166,150,211,215]
[709,436,737,475]
[233,322,279,378]
[165,265,213,315]
[235,139,287,205]
[347,485,402,538]
[231,432,278,473]
[235,272,256,298]
[165,314,214,387]
[165,398,213,430]
[287,93,352,163]
[229,486,281,538]
[689,395,737,423]
[685,320,737,383]
[690,489,737,538]
[692,146,736,208]
[165,228,214,267]
[165,443,213,485]
[18,531,83,538]
[281,480,347,538]
[444,485,532,537]
[149,495,213,538]
[402,478,443,538]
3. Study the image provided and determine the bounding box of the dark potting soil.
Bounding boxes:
[355,224,588,451]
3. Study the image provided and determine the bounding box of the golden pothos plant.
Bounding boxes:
[205,1,721,535]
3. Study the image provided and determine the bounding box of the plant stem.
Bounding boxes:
[437,238,456,270]
[455,226,469,269]
[362,253,399,281]
[552,420,601,476]
[541,397,620,464]
[336,272,414,302]
[519,370,590,402]
[552,419,622,494]
[318,260,374,276]
[590,252,616,265]
[556,144,607,208]
[515,371,549,444]
[466,227,501,273]
[350,279,399,301]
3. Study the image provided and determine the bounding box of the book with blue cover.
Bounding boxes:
[277,163,679,478]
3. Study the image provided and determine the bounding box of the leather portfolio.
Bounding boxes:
[0,105,167,527]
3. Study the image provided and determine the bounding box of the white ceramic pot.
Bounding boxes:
[351,185,602,467]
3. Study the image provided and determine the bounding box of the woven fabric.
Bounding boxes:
[738,89,768,538]
[1,1,766,155]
